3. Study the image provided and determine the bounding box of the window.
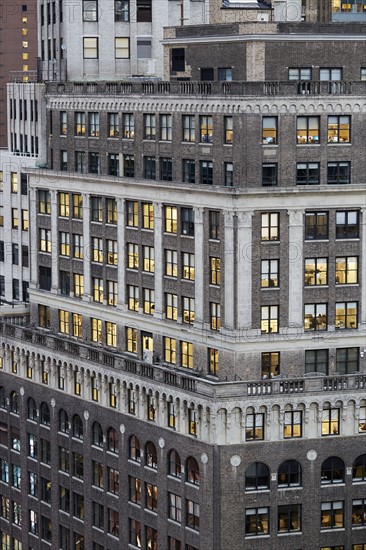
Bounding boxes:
[126,327,137,353]
[107,239,118,265]
[137,0,151,21]
[210,302,220,331]
[88,112,99,137]
[336,210,359,239]
[187,500,200,531]
[321,457,345,484]
[75,112,85,136]
[73,492,84,520]
[124,154,135,177]
[224,116,233,143]
[21,209,29,231]
[160,157,172,181]
[92,277,104,303]
[59,309,69,334]
[144,156,156,179]
[297,116,320,143]
[358,407,366,434]
[60,111,67,135]
[224,162,233,186]
[146,483,158,511]
[12,208,19,229]
[183,159,195,184]
[306,211,328,240]
[39,304,51,328]
[296,162,320,185]
[38,190,51,214]
[122,113,134,139]
[328,162,350,184]
[321,501,344,529]
[261,259,279,288]
[146,441,157,468]
[167,401,177,428]
[143,246,154,273]
[328,115,350,143]
[126,200,138,227]
[209,211,220,239]
[39,229,51,253]
[261,352,280,379]
[200,160,213,185]
[278,504,301,533]
[29,509,38,534]
[74,274,84,298]
[183,115,195,142]
[92,237,103,263]
[245,462,269,491]
[181,208,194,236]
[219,67,233,81]
[12,244,19,265]
[60,232,70,256]
[75,151,86,173]
[160,114,172,141]
[83,0,98,20]
[91,317,102,343]
[89,152,100,174]
[92,422,103,447]
[304,303,327,331]
[208,257,221,286]
[129,518,142,547]
[245,507,269,536]
[289,67,311,80]
[352,499,366,527]
[128,285,139,311]
[335,302,358,329]
[182,297,195,324]
[336,347,359,374]
[322,408,340,436]
[73,234,84,259]
[92,460,103,487]
[115,0,129,21]
[41,477,52,503]
[182,253,195,281]
[83,37,98,58]
[172,48,185,72]
[72,194,83,219]
[320,67,342,80]
[164,337,176,364]
[336,256,358,284]
[11,172,18,193]
[181,341,193,368]
[127,243,139,269]
[137,39,151,58]
[278,460,302,486]
[200,115,213,143]
[305,349,328,374]
[245,411,264,441]
[143,288,154,315]
[262,117,277,145]
[141,203,154,230]
[261,212,279,241]
[144,114,156,140]
[108,467,119,494]
[108,508,119,536]
[169,493,182,523]
[304,257,327,286]
[353,455,366,481]
[165,206,177,233]
[168,450,181,478]
[200,67,214,81]
[261,305,279,334]
[91,197,102,222]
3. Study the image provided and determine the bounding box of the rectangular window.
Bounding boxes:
[143,156,156,179]
[304,257,327,286]
[187,500,200,531]
[261,305,279,334]
[124,154,135,177]
[146,483,158,510]
[246,413,264,441]
[75,151,86,173]
[182,253,195,281]
[160,157,172,181]
[12,208,19,229]
[143,246,154,272]
[262,163,277,186]
[91,197,102,221]
[83,37,98,59]
[59,232,70,256]
[182,115,195,142]
[224,162,233,186]
[164,337,176,364]
[89,152,100,174]
[181,341,193,369]
[320,68,342,81]
[183,159,195,183]
[115,36,129,58]
[284,410,302,438]
[336,347,359,374]
[137,0,152,21]
[182,297,195,324]
[305,211,328,240]
[328,162,350,184]
[72,313,83,338]
[297,116,320,144]
[245,507,269,536]
[59,309,69,334]
[261,352,280,379]
[261,259,279,287]
[73,234,84,259]
[328,115,350,143]
[224,116,233,143]
[91,318,102,343]
[123,113,134,138]
[322,409,340,436]
[107,280,117,307]
[144,114,156,139]
[208,348,219,376]
[83,0,98,21]
[261,212,279,241]
[169,493,182,523]
[11,172,18,193]
[106,198,117,224]
[165,206,177,233]
[141,202,154,230]
[296,162,320,185]
[200,115,213,143]
[60,111,67,135]
[108,112,119,138]
[262,116,277,144]
[39,228,51,253]
[106,322,117,347]
[171,48,185,72]
[143,288,154,315]
[108,153,119,176]
[335,302,358,330]
[305,349,328,375]
[304,303,327,331]
[200,160,213,185]
[92,237,103,262]
[289,67,311,80]
[209,257,221,286]
[210,302,220,331]
[209,211,220,240]
[219,67,233,81]
[321,501,344,528]
[126,201,138,227]
[166,293,178,320]
[115,0,129,21]
[126,327,137,354]
[137,39,151,58]
[38,190,51,214]
[127,243,139,269]
[336,210,359,239]
[336,256,358,284]
[93,277,104,303]
[75,112,85,136]
[181,208,194,236]
[128,285,139,311]
[200,67,214,81]
[160,114,172,141]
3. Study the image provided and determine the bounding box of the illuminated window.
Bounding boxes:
[126,201,138,227]
[322,408,340,436]
[261,212,279,241]
[126,327,137,354]
[262,116,277,145]
[115,37,130,58]
[210,302,220,331]
[164,337,176,364]
[208,348,218,376]
[106,322,117,347]
[297,116,320,144]
[182,252,195,281]
[335,256,358,284]
[83,37,98,59]
[165,205,177,233]
[72,313,83,338]
[143,246,154,272]
[91,318,102,343]
[74,274,84,298]
[59,310,69,334]
[182,297,195,324]
[283,411,302,438]
[142,203,154,229]
[181,341,193,369]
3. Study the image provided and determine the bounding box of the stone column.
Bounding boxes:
[224,211,235,330]
[361,208,366,326]
[29,188,39,287]
[153,202,163,319]
[50,190,59,292]
[82,193,91,299]
[194,207,204,328]
[237,211,253,329]
[287,209,304,329]
[117,199,126,308]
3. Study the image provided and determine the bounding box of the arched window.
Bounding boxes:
[92,422,103,447]
[321,456,345,484]
[146,441,157,469]
[72,414,83,439]
[129,435,141,463]
[353,454,366,482]
[40,402,50,425]
[0,387,6,409]
[278,460,302,487]
[59,409,69,433]
[27,397,37,421]
[10,391,19,414]
[187,456,200,486]
[107,427,118,453]
[168,450,181,478]
[245,462,270,491]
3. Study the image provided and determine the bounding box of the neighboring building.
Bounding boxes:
[0,0,38,147]
[0,20,365,550]
[332,0,366,22]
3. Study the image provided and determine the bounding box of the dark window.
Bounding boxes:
[136,0,151,22]
[89,152,100,174]
[187,457,200,485]
[321,501,344,529]
[144,156,156,180]
[39,266,52,291]
[160,158,172,181]
[278,460,302,486]
[305,349,328,374]
[200,161,213,185]
[60,270,70,296]
[200,68,214,81]
[328,162,350,184]
[183,159,195,183]
[261,352,280,379]
[245,507,269,536]
[115,0,129,21]
[278,505,301,533]
[218,67,232,81]
[336,347,359,374]
[305,211,328,240]
[296,162,320,185]
[209,211,220,240]
[245,462,270,491]
[171,48,185,72]
[353,455,366,482]
[321,457,345,484]
[181,208,194,236]
[108,153,119,176]
[169,450,182,478]
[124,155,135,177]
[352,499,366,527]
[224,162,233,186]
[336,211,359,239]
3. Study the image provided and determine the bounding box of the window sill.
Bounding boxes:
[261,286,280,291]
[277,531,302,536]
[185,481,199,490]
[185,526,200,535]
[167,474,182,482]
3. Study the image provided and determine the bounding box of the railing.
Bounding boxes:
[0,320,365,399]
[46,80,366,98]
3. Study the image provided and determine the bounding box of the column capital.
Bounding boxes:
[194,206,204,224]
[224,210,235,227]
[237,210,254,227]
[287,209,304,226]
